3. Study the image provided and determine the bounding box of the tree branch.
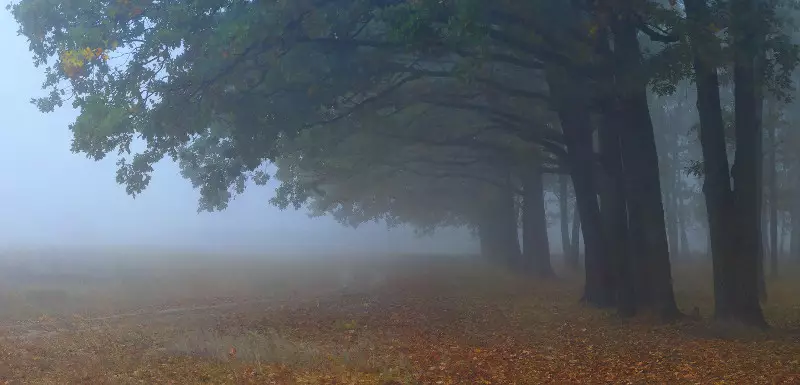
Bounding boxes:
[407,67,551,103]
[305,73,422,127]
[637,21,680,43]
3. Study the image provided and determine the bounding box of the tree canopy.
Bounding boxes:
[12,0,800,324]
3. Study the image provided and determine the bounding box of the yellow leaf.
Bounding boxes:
[589,24,598,38]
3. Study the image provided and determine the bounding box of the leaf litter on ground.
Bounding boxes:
[0,258,799,384]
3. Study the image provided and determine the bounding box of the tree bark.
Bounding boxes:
[477,181,522,267]
[729,0,767,326]
[559,174,574,268]
[522,159,555,277]
[598,96,636,317]
[545,65,615,307]
[762,206,770,266]
[766,102,779,278]
[684,0,737,319]
[664,165,680,258]
[777,209,784,258]
[570,202,582,267]
[792,187,800,260]
[477,224,496,260]
[608,11,679,319]
[678,189,691,257]
[755,41,768,302]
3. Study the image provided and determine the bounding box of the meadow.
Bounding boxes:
[0,250,798,384]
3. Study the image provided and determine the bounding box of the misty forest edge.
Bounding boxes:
[9,0,800,327]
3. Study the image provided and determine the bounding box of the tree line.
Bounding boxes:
[10,0,800,326]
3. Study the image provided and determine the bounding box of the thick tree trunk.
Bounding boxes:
[666,191,679,258]
[478,218,516,264]
[777,210,784,258]
[755,46,768,302]
[502,179,524,269]
[522,160,555,277]
[767,105,779,278]
[598,98,636,317]
[559,174,573,268]
[685,0,737,319]
[762,207,770,265]
[477,182,522,267]
[755,125,768,301]
[546,65,615,307]
[678,193,691,257]
[664,168,680,258]
[609,13,679,319]
[770,208,778,276]
[730,0,767,326]
[558,174,577,269]
[792,189,800,260]
[477,224,497,260]
[570,203,582,267]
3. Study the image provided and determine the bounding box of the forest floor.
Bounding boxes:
[0,252,799,384]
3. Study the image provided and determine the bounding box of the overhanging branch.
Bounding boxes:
[637,22,680,43]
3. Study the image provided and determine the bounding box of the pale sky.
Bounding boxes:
[0,10,478,255]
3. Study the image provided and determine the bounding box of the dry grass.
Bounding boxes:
[0,252,799,384]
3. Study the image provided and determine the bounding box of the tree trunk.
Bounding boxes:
[477,182,522,267]
[762,207,770,266]
[678,190,691,257]
[730,0,767,325]
[502,177,523,269]
[666,190,679,258]
[609,11,679,319]
[684,0,737,319]
[522,160,555,278]
[754,43,768,303]
[664,167,680,258]
[570,202,582,268]
[777,210,784,258]
[545,65,615,307]
[792,189,800,260]
[767,104,779,278]
[559,174,573,268]
[477,223,497,260]
[478,216,518,265]
[598,96,636,317]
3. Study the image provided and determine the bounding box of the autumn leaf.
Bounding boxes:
[58,46,110,78]
[588,23,599,38]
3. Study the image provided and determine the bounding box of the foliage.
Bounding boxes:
[12,0,573,234]
[12,0,562,219]
[269,74,559,232]
[10,0,429,210]
[11,0,800,249]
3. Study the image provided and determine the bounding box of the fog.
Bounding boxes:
[0,12,477,255]
[0,7,780,260]
[3,1,800,383]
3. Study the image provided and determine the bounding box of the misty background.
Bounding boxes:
[0,10,483,255]
[1,7,719,258]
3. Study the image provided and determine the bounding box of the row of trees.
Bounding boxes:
[11,0,800,326]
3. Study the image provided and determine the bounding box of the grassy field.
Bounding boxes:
[0,251,799,384]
